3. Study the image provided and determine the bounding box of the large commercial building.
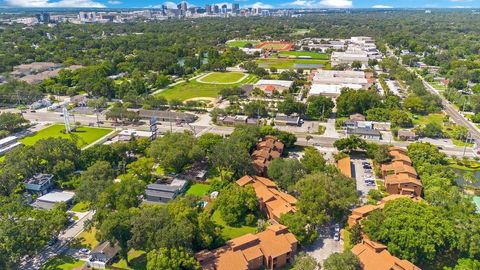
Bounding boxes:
[308,70,371,97]
[330,37,382,67]
[196,224,297,270]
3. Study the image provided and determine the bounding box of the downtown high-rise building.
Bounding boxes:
[232,3,240,13]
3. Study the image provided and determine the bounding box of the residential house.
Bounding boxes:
[87,241,120,269]
[398,130,418,141]
[31,190,75,210]
[352,239,421,270]
[252,136,284,176]
[24,174,54,195]
[144,178,188,203]
[236,175,297,222]
[195,224,298,270]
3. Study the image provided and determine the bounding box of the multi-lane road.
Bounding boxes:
[15,109,477,158]
[421,78,480,144]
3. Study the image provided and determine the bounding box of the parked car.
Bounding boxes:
[334,224,340,233]
[334,232,340,241]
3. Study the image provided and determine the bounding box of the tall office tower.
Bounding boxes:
[221,4,228,13]
[214,5,220,13]
[36,13,51,23]
[232,3,240,13]
[205,4,212,14]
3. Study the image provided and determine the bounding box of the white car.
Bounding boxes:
[334,224,340,233]
[334,232,340,241]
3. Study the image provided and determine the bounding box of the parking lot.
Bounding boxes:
[351,155,377,202]
[306,224,343,265]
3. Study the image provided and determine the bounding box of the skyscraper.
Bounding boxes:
[221,4,228,13]
[213,5,220,14]
[205,4,212,14]
[232,3,240,13]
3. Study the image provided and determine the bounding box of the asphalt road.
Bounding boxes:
[16,109,476,158]
[20,211,94,270]
[421,79,480,143]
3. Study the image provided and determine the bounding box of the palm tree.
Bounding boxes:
[306,135,313,145]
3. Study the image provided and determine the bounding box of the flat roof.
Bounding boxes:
[0,136,18,145]
[37,190,75,203]
[255,79,293,88]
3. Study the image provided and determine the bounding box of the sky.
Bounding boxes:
[1,0,479,9]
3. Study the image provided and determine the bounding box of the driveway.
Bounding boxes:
[306,225,343,265]
[351,155,377,202]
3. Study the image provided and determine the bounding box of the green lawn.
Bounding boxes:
[277,51,329,60]
[111,249,147,270]
[412,113,445,126]
[21,124,112,148]
[200,72,245,83]
[71,228,99,249]
[226,40,260,48]
[41,255,84,270]
[71,201,90,212]
[430,81,447,91]
[186,183,210,197]
[157,74,258,101]
[257,58,329,69]
[211,211,256,240]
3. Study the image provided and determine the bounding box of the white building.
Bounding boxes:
[254,79,294,94]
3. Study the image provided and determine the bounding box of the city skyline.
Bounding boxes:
[1,0,480,10]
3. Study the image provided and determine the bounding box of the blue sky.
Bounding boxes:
[1,0,479,9]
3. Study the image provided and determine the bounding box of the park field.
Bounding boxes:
[20,124,112,148]
[158,73,258,101]
[277,51,330,60]
[257,58,329,69]
[199,72,246,83]
[226,40,260,48]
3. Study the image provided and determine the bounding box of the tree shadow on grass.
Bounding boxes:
[42,255,82,270]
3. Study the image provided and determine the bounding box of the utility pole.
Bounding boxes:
[463,132,470,157]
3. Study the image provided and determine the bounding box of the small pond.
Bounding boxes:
[453,169,480,188]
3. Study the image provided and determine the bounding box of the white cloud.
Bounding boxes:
[449,5,471,8]
[108,0,122,4]
[284,0,352,8]
[5,0,106,7]
[449,0,472,2]
[372,4,393,8]
[246,2,273,8]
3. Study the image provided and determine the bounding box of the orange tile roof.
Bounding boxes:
[237,175,255,187]
[382,162,417,177]
[351,204,381,216]
[337,157,352,178]
[255,176,278,188]
[352,239,421,270]
[237,175,297,221]
[196,225,297,270]
[385,174,422,186]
